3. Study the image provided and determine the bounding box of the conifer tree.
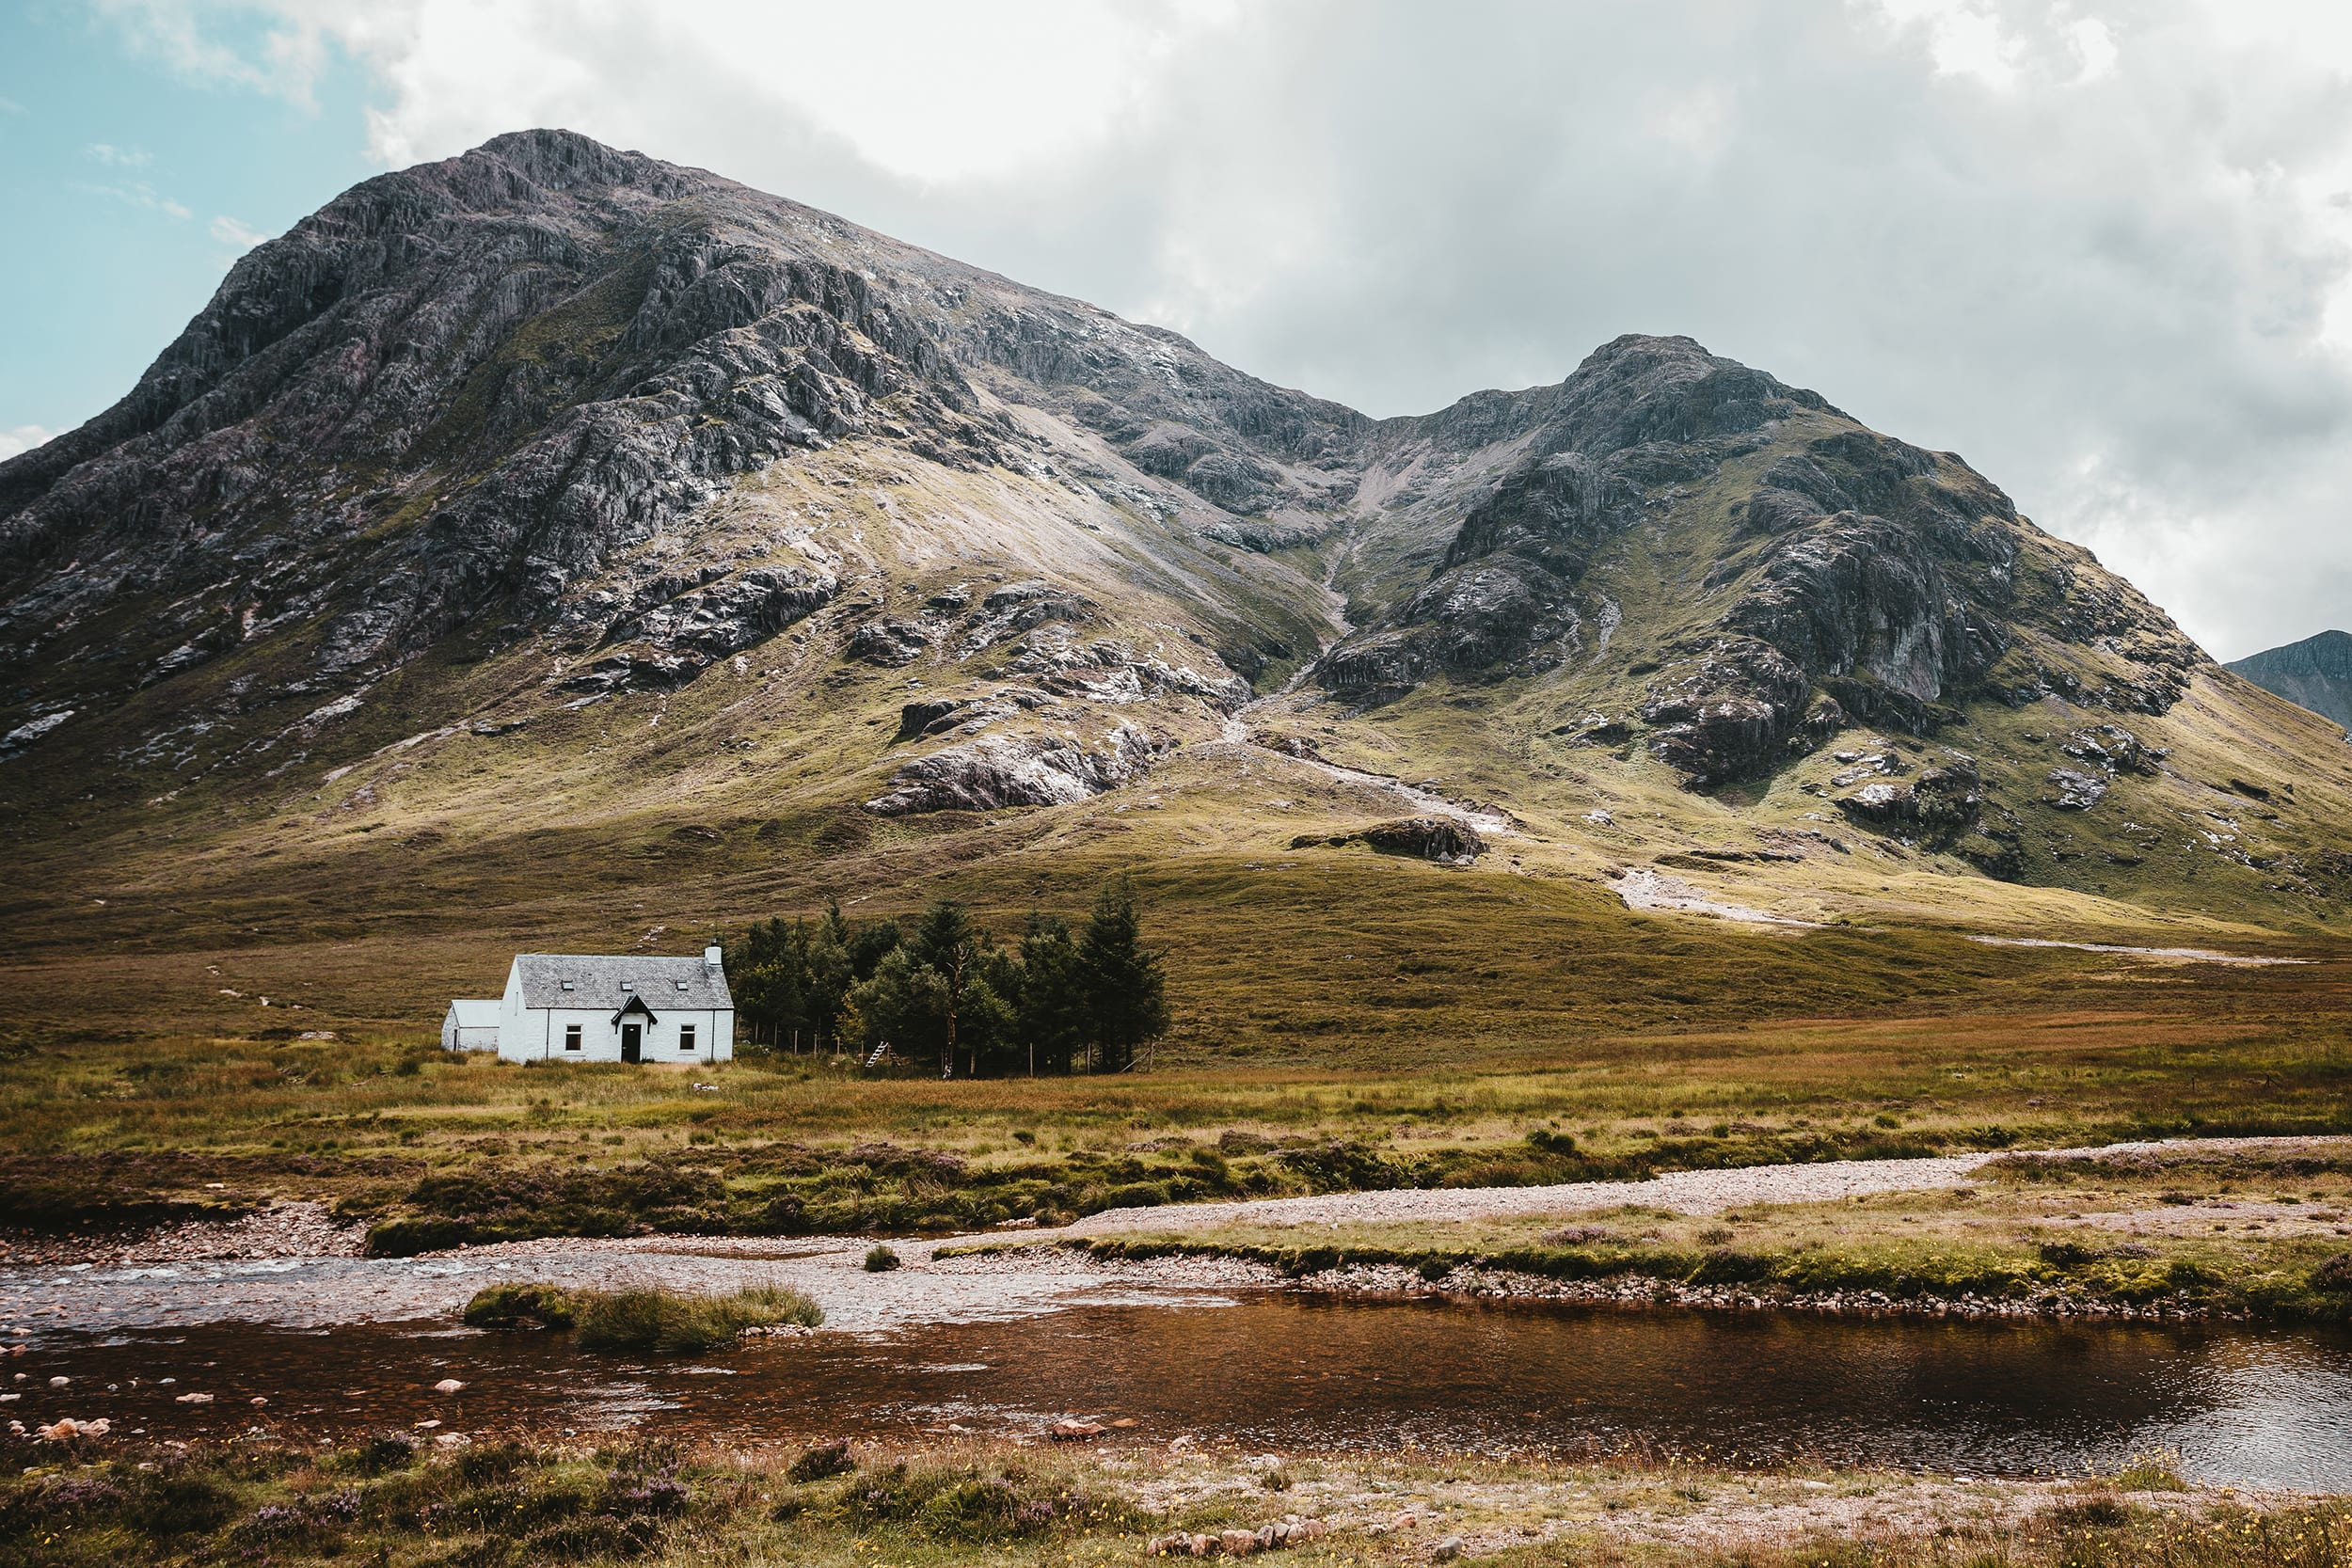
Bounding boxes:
[1078,875,1170,1072]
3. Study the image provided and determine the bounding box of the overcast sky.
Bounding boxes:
[6,0,2352,659]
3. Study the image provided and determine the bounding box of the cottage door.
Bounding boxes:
[621,1023,642,1063]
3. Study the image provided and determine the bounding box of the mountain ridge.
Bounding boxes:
[2228,630,2352,730]
[5,125,2351,994]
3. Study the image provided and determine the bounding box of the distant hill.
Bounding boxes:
[2228,631,2352,729]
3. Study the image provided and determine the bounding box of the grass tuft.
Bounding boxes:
[463,1280,820,1352]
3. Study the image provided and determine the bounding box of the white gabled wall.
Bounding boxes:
[492,1000,736,1063]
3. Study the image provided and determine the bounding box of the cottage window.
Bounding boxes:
[564,1025,582,1052]
[675,980,690,991]
[680,1025,697,1053]
[620,981,633,991]
[559,980,575,991]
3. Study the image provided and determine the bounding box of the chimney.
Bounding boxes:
[704,945,723,970]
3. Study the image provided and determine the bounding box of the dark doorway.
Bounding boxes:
[621,1023,642,1063]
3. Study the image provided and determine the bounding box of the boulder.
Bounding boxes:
[1293,817,1486,864]
[1361,817,1487,863]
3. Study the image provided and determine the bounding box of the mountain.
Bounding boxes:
[2228,631,2352,730]
[5,127,2352,1031]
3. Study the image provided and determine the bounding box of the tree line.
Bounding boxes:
[725,876,1170,1076]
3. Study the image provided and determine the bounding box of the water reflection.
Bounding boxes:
[10,1296,2347,1489]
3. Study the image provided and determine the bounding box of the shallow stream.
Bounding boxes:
[7,1265,2347,1489]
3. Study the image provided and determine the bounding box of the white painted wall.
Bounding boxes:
[491,958,733,1065]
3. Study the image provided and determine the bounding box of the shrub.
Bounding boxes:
[787,1439,856,1482]
[463,1281,578,1329]
[843,1462,1071,1543]
[2310,1252,2352,1293]
[1100,1182,1168,1210]
[865,1244,901,1273]
[341,1431,419,1476]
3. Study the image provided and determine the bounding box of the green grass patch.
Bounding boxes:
[460,1280,821,1352]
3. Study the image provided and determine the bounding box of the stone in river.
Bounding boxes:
[435,1378,466,1394]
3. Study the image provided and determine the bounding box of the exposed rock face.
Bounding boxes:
[2228,629,2352,728]
[1316,334,2205,786]
[864,724,1161,816]
[0,131,1001,695]
[0,127,1327,758]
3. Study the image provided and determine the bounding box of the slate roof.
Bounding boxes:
[511,954,732,1011]
[446,998,501,1027]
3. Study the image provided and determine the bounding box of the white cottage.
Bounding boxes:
[441,998,501,1053]
[492,947,735,1065]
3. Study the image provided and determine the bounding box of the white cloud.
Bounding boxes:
[2069,18,2119,82]
[90,0,333,109]
[0,425,60,462]
[72,179,193,220]
[76,0,2352,657]
[86,142,151,167]
[208,214,269,249]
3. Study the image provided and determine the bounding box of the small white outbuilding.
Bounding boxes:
[441,998,501,1053]
[488,946,735,1065]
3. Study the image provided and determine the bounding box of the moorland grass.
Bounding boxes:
[1008,1149,2352,1322]
[3,961,2346,1248]
[0,1431,2343,1568]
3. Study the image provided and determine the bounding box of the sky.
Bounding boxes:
[4,1,2352,660]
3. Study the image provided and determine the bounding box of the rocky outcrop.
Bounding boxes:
[2043,768,2110,810]
[954,580,1095,657]
[1638,640,1819,787]
[864,724,1161,816]
[612,566,835,659]
[2060,723,2164,777]
[1831,752,1983,838]
[1291,816,1486,864]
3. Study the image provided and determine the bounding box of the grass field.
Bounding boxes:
[3,875,2347,1249]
